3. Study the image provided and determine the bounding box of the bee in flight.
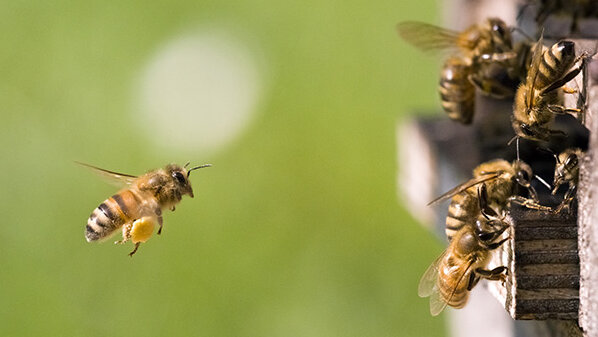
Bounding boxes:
[428,158,548,241]
[80,162,211,256]
[512,35,588,141]
[419,185,509,316]
[551,148,583,212]
[397,18,527,124]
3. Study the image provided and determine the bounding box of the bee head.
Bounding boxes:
[487,18,512,49]
[512,121,551,142]
[553,151,579,194]
[164,164,195,199]
[514,160,533,187]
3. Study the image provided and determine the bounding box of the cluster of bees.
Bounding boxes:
[398,3,594,316]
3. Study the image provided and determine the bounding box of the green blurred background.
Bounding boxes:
[0,0,445,336]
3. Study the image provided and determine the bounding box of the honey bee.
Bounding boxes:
[551,148,583,211]
[419,185,509,316]
[80,162,211,256]
[429,158,546,241]
[397,18,525,124]
[512,35,587,141]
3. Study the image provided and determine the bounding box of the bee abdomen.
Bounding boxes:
[536,41,576,90]
[445,191,479,241]
[438,264,470,308]
[85,190,141,242]
[439,57,475,124]
[442,284,469,308]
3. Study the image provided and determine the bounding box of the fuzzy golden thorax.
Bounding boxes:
[136,164,195,209]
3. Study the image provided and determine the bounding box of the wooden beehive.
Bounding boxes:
[397,1,598,336]
[487,204,579,320]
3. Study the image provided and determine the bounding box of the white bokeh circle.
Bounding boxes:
[136,29,264,153]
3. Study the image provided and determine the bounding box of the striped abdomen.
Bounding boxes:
[446,188,479,241]
[439,57,475,124]
[535,41,576,90]
[86,189,143,242]
[437,254,470,309]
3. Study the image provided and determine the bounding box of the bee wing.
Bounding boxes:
[427,173,501,206]
[396,21,462,54]
[76,161,137,187]
[418,251,446,298]
[429,287,450,316]
[524,34,544,108]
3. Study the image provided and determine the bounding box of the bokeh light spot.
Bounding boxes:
[136,29,264,153]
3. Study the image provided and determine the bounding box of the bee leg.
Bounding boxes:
[540,55,586,96]
[128,242,141,257]
[467,273,480,291]
[115,222,133,244]
[486,237,509,250]
[555,184,577,214]
[547,105,583,119]
[475,266,508,283]
[155,208,164,235]
[508,196,552,212]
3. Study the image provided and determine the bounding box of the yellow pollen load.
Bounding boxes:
[130,217,157,243]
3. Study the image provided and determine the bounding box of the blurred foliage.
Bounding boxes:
[0,0,445,336]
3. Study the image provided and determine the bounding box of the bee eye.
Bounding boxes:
[518,170,530,182]
[565,155,578,170]
[173,171,186,184]
[520,123,534,136]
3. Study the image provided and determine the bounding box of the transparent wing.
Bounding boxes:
[427,173,501,206]
[418,251,446,298]
[524,34,544,108]
[76,161,137,187]
[396,21,462,53]
[429,287,450,316]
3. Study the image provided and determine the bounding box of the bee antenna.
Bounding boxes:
[507,135,519,147]
[534,174,552,191]
[184,162,191,168]
[506,136,522,161]
[187,164,212,177]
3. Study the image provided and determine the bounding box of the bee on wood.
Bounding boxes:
[80,162,211,256]
[428,159,547,241]
[397,18,528,124]
[551,148,583,212]
[419,185,509,316]
[512,35,588,141]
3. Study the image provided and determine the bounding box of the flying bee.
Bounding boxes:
[512,35,588,141]
[419,185,509,316]
[398,18,526,124]
[80,162,211,256]
[551,148,583,212]
[429,158,546,241]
